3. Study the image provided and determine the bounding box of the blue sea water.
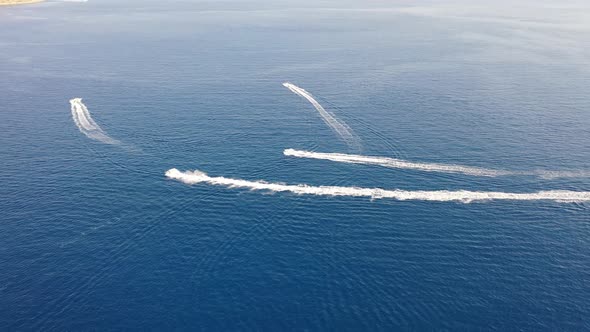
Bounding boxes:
[1,0,590,330]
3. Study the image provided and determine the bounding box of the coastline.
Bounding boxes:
[0,0,44,6]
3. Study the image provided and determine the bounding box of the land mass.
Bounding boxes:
[0,0,44,6]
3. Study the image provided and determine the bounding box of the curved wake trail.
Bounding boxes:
[284,149,511,177]
[283,82,361,150]
[165,168,590,203]
[284,149,590,179]
[70,98,120,145]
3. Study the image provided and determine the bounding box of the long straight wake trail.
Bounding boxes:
[284,149,590,179]
[165,168,590,203]
[284,149,511,177]
[283,82,361,150]
[70,98,120,145]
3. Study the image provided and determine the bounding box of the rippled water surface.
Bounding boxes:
[1,0,590,330]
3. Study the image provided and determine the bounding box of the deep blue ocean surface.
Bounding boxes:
[1,0,590,330]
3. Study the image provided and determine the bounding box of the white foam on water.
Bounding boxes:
[70,98,120,145]
[283,82,361,150]
[534,170,590,180]
[284,149,511,177]
[165,168,590,203]
[284,149,590,179]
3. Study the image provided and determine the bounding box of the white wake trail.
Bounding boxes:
[165,168,590,203]
[70,98,120,145]
[283,82,361,150]
[284,149,512,177]
[534,170,590,180]
[284,149,590,179]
